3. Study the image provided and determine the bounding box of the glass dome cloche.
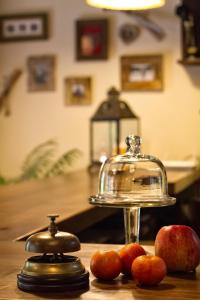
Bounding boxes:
[89,135,176,243]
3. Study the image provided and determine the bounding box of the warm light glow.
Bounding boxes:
[86,0,165,10]
[99,154,107,163]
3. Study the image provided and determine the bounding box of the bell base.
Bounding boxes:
[17,271,89,292]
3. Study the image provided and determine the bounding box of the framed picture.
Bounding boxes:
[65,77,92,105]
[0,13,48,42]
[27,55,56,92]
[121,55,163,91]
[76,19,108,60]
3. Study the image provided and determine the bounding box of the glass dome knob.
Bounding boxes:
[125,135,141,155]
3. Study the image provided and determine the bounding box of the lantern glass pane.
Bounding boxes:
[93,121,117,162]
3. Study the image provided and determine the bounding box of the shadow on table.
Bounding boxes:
[22,287,89,299]
[168,270,198,281]
[91,275,175,291]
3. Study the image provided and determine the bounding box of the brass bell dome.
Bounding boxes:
[25,215,80,253]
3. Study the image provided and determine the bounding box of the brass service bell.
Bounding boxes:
[17,215,89,292]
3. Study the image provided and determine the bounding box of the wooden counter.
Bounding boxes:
[167,169,200,194]
[0,241,200,300]
[0,169,200,241]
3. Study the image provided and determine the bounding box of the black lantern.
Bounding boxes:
[89,87,140,172]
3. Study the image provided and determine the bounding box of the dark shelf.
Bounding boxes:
[176,1,200,66]
[178,58,200,65]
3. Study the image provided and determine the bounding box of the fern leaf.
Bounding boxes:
[45,149,81,177]
[20,139,57,180]
[0,140,81,184]
[0,174,7,185]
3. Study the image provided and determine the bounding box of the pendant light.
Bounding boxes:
[86,0,165,11]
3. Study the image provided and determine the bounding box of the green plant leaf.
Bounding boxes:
[0,139,81,184]
[0,174,7,185]
[20,139,57,180]
[45,149,82,177]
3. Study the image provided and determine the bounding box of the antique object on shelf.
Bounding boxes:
[89,135,176,243]
[176,1,200,65]
[89,87,140,173]
[17,215,89,292]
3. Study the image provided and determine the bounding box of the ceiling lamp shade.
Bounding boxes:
[86,0,165,10]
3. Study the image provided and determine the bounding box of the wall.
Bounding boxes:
[0,0,200,177]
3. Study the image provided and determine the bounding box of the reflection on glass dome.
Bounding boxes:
[89,135,176,208]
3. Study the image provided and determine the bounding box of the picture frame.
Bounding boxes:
[121,55,163,91]
[65,77,92,105]
[27,55,56,92]
[76,19,108,60]
[0,13,48,42]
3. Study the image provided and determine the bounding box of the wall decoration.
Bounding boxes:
[0,13,48,42]
[121,55,163,91]
[119,23,141,44]
[124,12,165,40]
[65,77,92,105]
[76,19,108,60]
[27,55,55,92]
[0,69,22,116]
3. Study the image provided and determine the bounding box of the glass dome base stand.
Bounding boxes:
[89,135,176,245]
[124,207,140,243]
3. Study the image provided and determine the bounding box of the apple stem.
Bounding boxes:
[123,207,141,244]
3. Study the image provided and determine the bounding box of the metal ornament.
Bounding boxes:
[119,23,141,44]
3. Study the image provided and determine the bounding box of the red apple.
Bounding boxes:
[155,225,200,272]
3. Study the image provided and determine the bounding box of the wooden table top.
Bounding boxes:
[0,241,200,300]
[0,168,200,241]
[167,168,200,194]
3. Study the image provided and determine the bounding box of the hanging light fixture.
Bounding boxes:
[86,0,165,11]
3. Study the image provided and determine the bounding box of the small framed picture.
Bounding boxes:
[121,55,163,91]
[0,13,48,42]
[65,77,92,105]
[76,19,108,60]
[27,55,56,92]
